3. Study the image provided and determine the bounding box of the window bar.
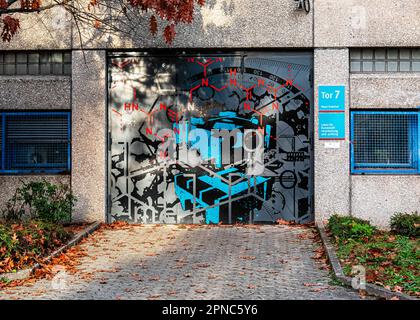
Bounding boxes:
[1,115,5,171]
[351,111,419,174]
[67,112,71,171]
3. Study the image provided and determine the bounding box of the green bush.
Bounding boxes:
[390,212,419,237]
[328,214,376,240]
[0,220,71,272]
[1,180,76,224]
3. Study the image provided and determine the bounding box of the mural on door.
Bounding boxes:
[108,52,313,224]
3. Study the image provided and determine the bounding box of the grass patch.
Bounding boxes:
[0,220,72,273]
[328,215,419,297]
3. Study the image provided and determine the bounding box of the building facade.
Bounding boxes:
[0,0,419,228]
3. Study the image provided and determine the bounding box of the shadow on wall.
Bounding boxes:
[73,0,311,49]
[0,175,71,214]
[74,0,235,49]
[0,4,72,50]
[0,1,312,52]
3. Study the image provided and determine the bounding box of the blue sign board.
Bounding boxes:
[319,113,345,140]
[318,85,345,111]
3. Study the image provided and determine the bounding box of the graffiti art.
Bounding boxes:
[108,52,313,224]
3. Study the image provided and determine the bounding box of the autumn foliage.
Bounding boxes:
[0,220,72,273]
[1,15,20,42]
[0,0,206,44]
[127,0,205,44]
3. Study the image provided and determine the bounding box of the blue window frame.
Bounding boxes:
[350,110,420,174]
[0,112,71,174]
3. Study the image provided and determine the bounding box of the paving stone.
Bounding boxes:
[0,225,373,300]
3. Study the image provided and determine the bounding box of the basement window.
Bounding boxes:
[351,111,419,174]
[0,112,71,174]
[0,51,71,76]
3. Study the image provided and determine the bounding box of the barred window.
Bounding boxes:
[0,112,71,174]
[0,51,71,76]
[350,48,420,73]
[351,111,419,174]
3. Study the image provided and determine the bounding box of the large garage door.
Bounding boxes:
[108,52,313,224]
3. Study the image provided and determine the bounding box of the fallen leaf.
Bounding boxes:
[195,263,210,268]
[303,283,317,287]
[195,289,207,294]
[145,253,159,256]
[276,219,296,225]
[240,255,256,260]
[393,286,403,293]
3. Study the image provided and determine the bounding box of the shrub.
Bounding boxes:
[1,180,76,224]
[0,220,72,272]
[0,189,25,222]
[390,212,419,237]
[328,214,376,240]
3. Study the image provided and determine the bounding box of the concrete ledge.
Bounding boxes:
[317,222,417,301]
[0,221,101,282]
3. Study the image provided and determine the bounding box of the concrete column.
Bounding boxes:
[71,50,107,222]
[314,49,350,223]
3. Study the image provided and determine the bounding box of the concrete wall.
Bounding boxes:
[71,50,106,222]
[0,57,71,218]
[72,0,313,49]
[350,73,420,109]
[351,176,420,227]
[0,176,70,214]
[0,0,419,226]
[314,48,350,224]
[348,71,420,229]
[314,0,420,47]
[312,1,420,228]
[5,0,420,50]
[0,4,71,50]
[0,76,71,110]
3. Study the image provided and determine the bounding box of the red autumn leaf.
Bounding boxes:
[163,24,176,45]
[1,16,20,42]
[0,0,8,9]
[21,0,41,10]
[93,19,101,29]
[150,15,158,36]
[367,248,383,258]
[31,0,41,10]
[365,270,378,282]
[276,219,296,225]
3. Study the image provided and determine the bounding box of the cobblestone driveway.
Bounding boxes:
[0,224,367,300]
